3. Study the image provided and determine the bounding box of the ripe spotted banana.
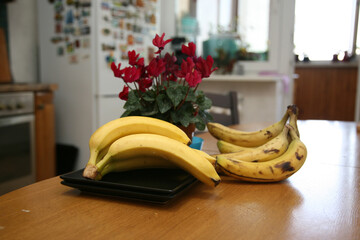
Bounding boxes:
[207,105,296,147]
[215,125,290,162]
[96,149,216,180]
[85,134,221,187]
[216,125,307,182]
[86,116,191,169]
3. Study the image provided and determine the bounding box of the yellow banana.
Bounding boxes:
[84,134,221,187]
[86,116,191,168]
[215,125,290,162]
[96,156,177,180]
[216,125,307,182]
[97,149,216,180]
[207,105,294,147]
[216,140,254,154]
[193,149,216,166]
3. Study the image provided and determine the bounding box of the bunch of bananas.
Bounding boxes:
[208,105,307,182]
[82,116,220,187]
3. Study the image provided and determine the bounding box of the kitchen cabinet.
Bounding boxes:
[294,63,358,121]
[35,90,56,181]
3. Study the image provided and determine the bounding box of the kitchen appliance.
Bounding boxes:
[37,0,160,169]
[0,92,36,195]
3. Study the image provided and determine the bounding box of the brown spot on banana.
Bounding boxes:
[258,171,263,175]
[274,161,295,173]
[269,166,274,174]
[263,148,280,154]
[264,130,273,138]
[295,152,304,160]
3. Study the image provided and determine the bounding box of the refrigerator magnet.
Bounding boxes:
[127,35,134,45]
[74,27,81,36]
[54,2,64,12]
[102,43,115,51]
[111,19,119,28]
[66,0,74,5]
[65,10,74,24]
[136,0,144,7]
[75,39,80,48]
[80,0,91,7]
[126,23,132,31]
[55,23,62,34]
[83,38,90,48]
[55,13,63,21]
[69,54,78,64]
[80,26,91,35]
[105,52,116,67]
[82,9,91,17]
[119,19,124,29]
[67,42,74,53]
[102,28,111,36]
[135,36,143,44]
[50,36,62,44]
[101,2,110,10]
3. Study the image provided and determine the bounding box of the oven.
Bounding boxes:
[0,92,36,195]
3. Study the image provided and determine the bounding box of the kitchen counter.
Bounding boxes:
[0,83,58,93]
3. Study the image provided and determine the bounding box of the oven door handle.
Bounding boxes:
[0,114,35,126]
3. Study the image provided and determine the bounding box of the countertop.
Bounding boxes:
[0,83,58,93]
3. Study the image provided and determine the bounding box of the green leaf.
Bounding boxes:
[156,93,172,113]
[171,102,197,127]
[185,89,196,102]
[142,90,156,102]
[121,110,132,117]
[195,121,206,131]
[139,103,159,116]
[166,86,184,107]
[196,94,212,110]
[124,91,141,111]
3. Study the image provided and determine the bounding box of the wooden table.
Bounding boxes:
[0,120,359,239]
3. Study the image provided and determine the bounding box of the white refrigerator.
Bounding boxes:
[37,0,160,169]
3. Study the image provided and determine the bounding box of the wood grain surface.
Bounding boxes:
[0,120,359,240]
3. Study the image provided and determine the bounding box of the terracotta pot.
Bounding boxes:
[177,123,196,142]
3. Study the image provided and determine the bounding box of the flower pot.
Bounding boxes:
[177,123,196,142]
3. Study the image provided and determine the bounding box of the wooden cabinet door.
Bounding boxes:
[35,91,56,181]
[294,66,357,121]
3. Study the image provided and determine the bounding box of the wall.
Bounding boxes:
[6,0,38,83]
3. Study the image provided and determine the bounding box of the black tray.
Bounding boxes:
[60,168,198,204]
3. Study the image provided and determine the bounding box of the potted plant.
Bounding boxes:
[111,33,218,139]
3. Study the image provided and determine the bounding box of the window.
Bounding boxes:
[294,0,358,61]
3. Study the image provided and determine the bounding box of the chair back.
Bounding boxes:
[206,91,239,126]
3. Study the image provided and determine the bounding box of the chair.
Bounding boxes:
[205,91,240,126]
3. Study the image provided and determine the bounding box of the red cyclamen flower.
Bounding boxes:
[177,57,195,78]
[138,77,153,92]
[122,66,141,83]
[147,58,166,77]
[195,56,218,78]
[185,70,202,87]
[111,62,123,78]
[128,50,144,66]
[118,85,129,100]
[152,33,172,54]
[181,42,196,57]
